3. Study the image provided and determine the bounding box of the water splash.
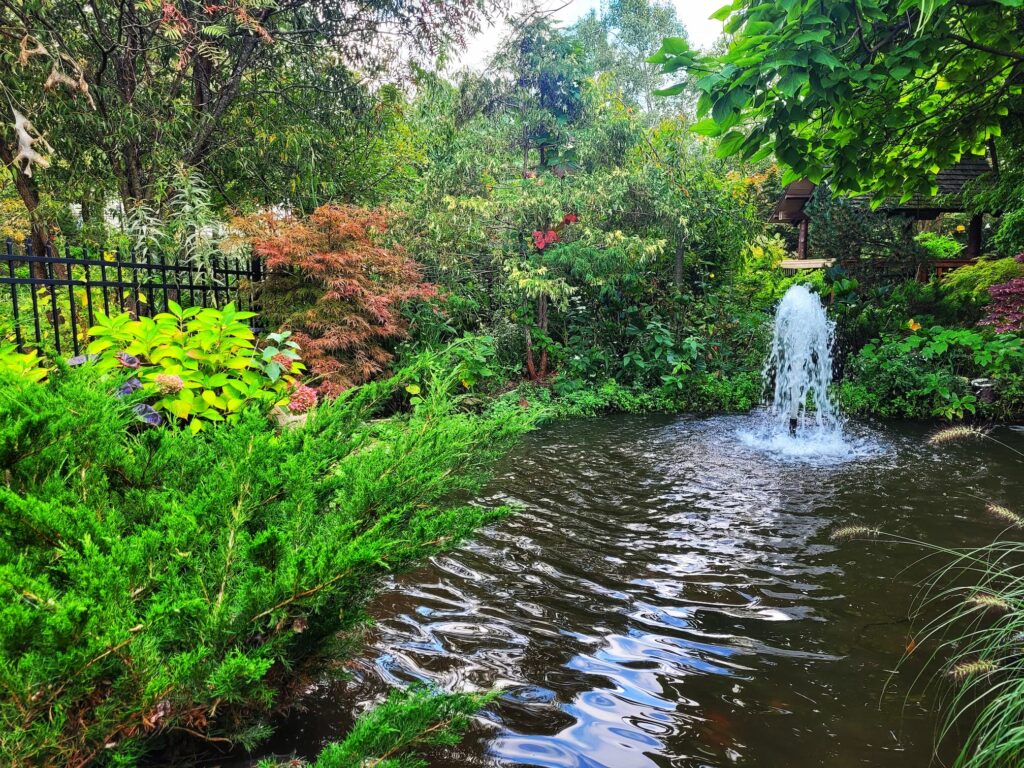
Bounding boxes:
[736,285,873,461]
[765,284,840,436]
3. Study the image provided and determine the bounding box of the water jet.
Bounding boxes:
[764,284,840,439]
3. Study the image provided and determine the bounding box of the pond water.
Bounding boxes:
[260,414,1024,768]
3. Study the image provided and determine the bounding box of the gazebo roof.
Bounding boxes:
[768,156,992,223]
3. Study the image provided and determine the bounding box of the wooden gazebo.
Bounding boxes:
[769,157,991,267]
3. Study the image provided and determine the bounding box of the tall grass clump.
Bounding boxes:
[899,428,1024,768]
[0,353,532,766]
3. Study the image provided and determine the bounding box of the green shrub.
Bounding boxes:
[915,231,962,260]
[293,687,493,768]
[0,353,531,766]
[841,326,1024,420]
[668,370,761,413]
[85,302,304,432]
[940,257,1024,319]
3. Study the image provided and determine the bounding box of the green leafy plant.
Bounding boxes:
[0,342,47,383]
[916,231,963,260]
[0,347,532,766]
[842,325,1024,419]
[86,302,304,431]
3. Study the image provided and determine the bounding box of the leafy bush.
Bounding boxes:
[668,370,761,414]
[939,256,1024,320]
[915,231,962,260]
[0,352,531,766]
[85,302,303,432]
[841,325,1024,420]
[0,342,47,383]
[239,205,436,397]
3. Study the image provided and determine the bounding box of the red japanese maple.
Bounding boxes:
[242,205,436,396]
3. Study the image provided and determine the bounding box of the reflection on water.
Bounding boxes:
[258,413,1023,768]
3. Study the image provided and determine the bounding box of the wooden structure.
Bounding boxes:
[769,157,992,265]
[769,179,815,259]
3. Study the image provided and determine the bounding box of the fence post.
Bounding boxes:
[4,238,22,349]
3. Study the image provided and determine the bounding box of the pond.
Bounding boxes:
[260,413,1023,767]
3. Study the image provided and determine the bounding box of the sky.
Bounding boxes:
[456,0,725,71]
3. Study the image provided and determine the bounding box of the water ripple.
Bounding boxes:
[260,414,1022,768]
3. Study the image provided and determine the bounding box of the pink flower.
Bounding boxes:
[288,385,318,414]
[544,230,559,245]
[154,374,184,395]
[271,352,292,369]
[563,213,578,224]
[532,230,547,250]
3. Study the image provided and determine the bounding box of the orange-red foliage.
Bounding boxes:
[241,205,436,397]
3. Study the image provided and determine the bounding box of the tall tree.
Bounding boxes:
[573,0,687,111]
[0,0,499,247]
[649,0,1024,198]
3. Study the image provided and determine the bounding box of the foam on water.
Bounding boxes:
[736,413,883,463]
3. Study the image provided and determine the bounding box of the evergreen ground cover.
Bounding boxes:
[0,352,532,766]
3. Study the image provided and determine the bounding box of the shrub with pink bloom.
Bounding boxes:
[154,374,184,395]
[288,384,318,414]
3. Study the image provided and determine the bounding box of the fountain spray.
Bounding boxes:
[764,284,840,438]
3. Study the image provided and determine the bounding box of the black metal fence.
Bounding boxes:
[1,237,262,357]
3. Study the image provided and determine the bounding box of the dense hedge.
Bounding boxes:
[0,365,531,765]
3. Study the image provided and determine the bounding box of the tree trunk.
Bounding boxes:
[0,140,49,278]
[674,235,684,289]
[537,293,549,378]
[524,326,538,381]
[966,213,984,258]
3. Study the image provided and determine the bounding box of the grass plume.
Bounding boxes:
[829,525,881,541]
[928,425,989,445]
[985,503,1024,527]
[965,594,1012,613]
[948,660,999,683]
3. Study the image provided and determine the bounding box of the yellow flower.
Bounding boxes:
[709,273,715,279]
[908,319,922,332]
[956,225,966,233]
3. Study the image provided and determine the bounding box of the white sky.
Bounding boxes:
[455,0,725,71]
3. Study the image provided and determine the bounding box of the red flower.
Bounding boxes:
[562,213,578,224]
[532,230,547,250]
[544,230,558,245]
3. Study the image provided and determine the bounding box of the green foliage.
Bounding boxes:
[85,302,302,431]
[651,0,1019,198]
[805,189,923,278]
[940,256,1024,319]
[0,341,47,383]
[301,687,492,768]
[841,326,1024,419]
[0,347,531,766]
[916,231,963,261]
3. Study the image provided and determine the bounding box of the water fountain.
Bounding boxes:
[764,284,840,438]
[738,283,863,460]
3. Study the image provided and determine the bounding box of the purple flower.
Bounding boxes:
[132,403,162,427]
[68,354,98,366]
[117,352,141,369]
[116,377,143,397]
